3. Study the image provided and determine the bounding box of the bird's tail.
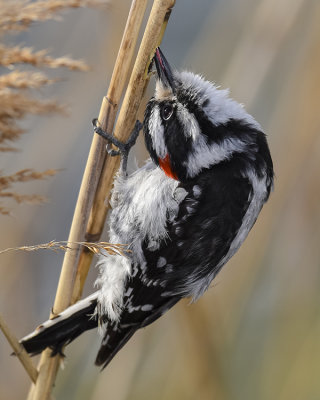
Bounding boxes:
[94,297,180,369]
[20,292,99,356]
[94,326,137,369]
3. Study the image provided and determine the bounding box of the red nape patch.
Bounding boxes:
[159,154,178,180]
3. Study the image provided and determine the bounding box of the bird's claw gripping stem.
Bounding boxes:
[92,119,142,174]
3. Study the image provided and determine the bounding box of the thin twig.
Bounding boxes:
[0,240,127,256]
[0,313,38,383]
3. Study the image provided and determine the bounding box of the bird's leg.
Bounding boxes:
[92,119,142,175]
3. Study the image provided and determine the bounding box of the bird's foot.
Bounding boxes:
[92,119,142,174]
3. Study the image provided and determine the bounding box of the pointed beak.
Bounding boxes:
[154,48,175,92]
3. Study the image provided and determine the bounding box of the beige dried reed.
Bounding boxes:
[28,1,176,399]
[0,0,103,215]
[0,0,106,33]
[0,0,108,388]
[0,169,58,215]
[0,313,38,383]
[0,45,89,70]
[0,240,127,256]
[0,71,54,89]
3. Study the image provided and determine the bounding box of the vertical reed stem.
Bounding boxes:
[28,0,176,399]
[28,1,148,398]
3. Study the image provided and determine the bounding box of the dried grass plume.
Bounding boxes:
[0,240,128,256]
[0,0,107,214]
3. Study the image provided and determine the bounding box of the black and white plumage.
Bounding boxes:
[20,48,274,369]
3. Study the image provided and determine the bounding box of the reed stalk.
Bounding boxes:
[0,313,38,383]
[73,0,175,303]
[28,1,175,399]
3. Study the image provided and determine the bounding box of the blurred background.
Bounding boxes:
[1,0,320,399]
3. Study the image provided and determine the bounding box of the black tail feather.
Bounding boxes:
[95,297,180,368]
[20,293,180,368]
[95,326,137,369]
[20,293,98,356]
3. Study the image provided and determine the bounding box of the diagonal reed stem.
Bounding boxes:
[71,0,175,305]
[0,313,38,383]
[27,1,175,399]
[27,1,148,398]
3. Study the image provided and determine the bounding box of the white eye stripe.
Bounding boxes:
[176,103,201,140]
[148,105,167,159]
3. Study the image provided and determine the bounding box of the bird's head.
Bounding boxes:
[144,48,273,184]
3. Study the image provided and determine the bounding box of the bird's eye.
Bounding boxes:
[161,104,174,121]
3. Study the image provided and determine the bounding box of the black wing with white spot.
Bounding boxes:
[96,161,252,367]
[141,159,253,298]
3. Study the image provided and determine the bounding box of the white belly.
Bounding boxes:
[95,159,187,323]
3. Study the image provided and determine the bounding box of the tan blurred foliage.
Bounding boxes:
[0,0,101,214]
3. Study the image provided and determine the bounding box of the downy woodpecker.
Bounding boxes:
[20,48,274,369]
